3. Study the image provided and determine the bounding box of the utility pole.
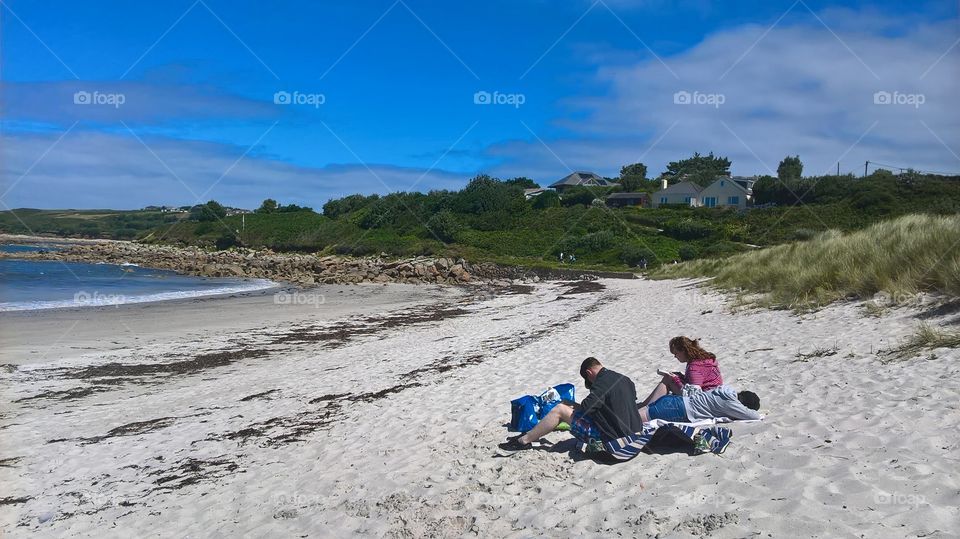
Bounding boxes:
[837,162,840,176]
[864,161,868,178]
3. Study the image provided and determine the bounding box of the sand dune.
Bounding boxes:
[1,278,957,538]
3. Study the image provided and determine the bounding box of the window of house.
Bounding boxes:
[704,197,717,208]
[683,196,691,204]
[660,197,667,204]
[727,196,739,205]
[720,180,725,186]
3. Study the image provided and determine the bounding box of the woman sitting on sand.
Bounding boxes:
[638,336,723,407]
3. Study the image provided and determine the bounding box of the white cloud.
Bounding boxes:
[1,130,466,210]
[487,11,960,180]
[0,80,279,126]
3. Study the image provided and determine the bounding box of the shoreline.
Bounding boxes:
[0,281,467,367]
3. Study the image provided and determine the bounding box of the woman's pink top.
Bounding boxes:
[671,356,723,391]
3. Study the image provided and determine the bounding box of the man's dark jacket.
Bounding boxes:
[580,367,644,441]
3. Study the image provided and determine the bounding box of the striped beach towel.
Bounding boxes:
[580,421,734,461]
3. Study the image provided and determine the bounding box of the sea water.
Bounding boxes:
[0,244,276,311]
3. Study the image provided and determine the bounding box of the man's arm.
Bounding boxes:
[579,391,604,416]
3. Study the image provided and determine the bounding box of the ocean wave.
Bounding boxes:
[0,279,279,312]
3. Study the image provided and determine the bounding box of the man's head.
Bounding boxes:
[580,357,603,389]
[737,390,760,411]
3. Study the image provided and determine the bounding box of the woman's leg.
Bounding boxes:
[639,374,683,407]
[519,403,574,444]
[639,382,667,407]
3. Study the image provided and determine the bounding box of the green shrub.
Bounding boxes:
[621,243,658,267]
[678,244,699,261]
[701,241,743,258]
[425,210,460,243]
[531,190,560,209]
[663,218,715,240]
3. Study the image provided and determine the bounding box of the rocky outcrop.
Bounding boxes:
[5,242,522,287]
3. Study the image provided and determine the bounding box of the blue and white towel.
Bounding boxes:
[580,419,745,461]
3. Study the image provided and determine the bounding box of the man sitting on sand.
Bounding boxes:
[639,385,762,423]
[499,357,644,452]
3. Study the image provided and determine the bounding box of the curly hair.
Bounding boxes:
[669,336,715,361]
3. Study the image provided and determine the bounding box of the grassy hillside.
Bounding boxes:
[653,214,960,309]
[0,209,185,239]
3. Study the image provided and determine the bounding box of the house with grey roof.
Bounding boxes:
[548,171,618,192]
[650,179,703,208]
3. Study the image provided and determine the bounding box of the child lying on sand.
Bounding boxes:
[639,385,761,423]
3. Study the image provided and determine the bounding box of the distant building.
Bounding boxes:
[699,176,755,209]
[606,192,650,208]
[650,179,703,208]
[549,171,619,193]
[524,188,550,200]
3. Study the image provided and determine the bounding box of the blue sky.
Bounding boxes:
[2,0,958,209]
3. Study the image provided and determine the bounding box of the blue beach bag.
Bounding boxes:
[509,383,576,432]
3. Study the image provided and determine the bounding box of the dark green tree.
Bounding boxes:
[503,177,540,189]
[619,162,648,191]
[559,186,598,207]
[531,190,561,209]
[189,200,227,222]
[256,199,278,214]
[663,152,731,187]
[425,210,461,243]
[777,155,803,181]
[453,175,525,215]
[323,194,379,218]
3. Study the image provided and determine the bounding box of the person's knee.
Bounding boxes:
[552,403,574,421]
[639,406,650,423]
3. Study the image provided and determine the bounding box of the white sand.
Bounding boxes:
[1,278,957,538]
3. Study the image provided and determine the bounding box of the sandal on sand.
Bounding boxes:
[498,434,532,451]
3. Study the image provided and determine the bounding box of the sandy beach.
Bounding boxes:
[1,278,958,538]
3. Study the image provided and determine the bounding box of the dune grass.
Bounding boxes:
[652,214,960,310]
[882,323,960,361]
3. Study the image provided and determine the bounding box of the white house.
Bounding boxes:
[699,176,755,209]
[650,179,703,208]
